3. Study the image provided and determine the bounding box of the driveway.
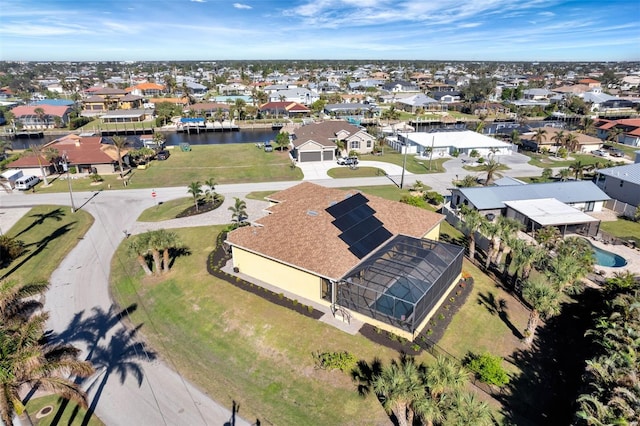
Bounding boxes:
[296,159,410,180]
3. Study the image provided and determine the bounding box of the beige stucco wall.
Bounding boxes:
[231,247,324,303]
[423,223,441,241]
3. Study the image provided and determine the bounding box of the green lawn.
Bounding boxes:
[110,226,420,426]
[359,150,450,173]
[463,163,510,172]
[137,197,195,222]
[522,151,622,169]
[600,217,640,246]
[327,166,385,178]
[1,205,94,284]
[24,395,103,426]
[31,145,303,193]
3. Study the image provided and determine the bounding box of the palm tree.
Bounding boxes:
[479,158,502,186]
[534,226,561,249]
[564,132,579,153]
[154,229,182,274]
[33,107,46,129]
[551,130,565,157]
[425,356,469,399]
[0,280,49,326]
[569,160,592,180]
[532,128,547,149]
[204,178,217,203]
[606,127,624,145]
[0,139,13,160]
[372,357,424,426]
[125,235,152,276]
[481,220,501,269]
[493,217,522,268]
[28,144,49,186]
[0,314,95,426]
[510,129,520,146]
[111,136,129,178]
[146,230,165,275]
[457,206,485,261]
[580,117,595,135]
[229,197,248,225]
[508,239,544,281]
[556,168,571,182]
[445,391,494,426]
[522,276,562,346]
[187,181,203,212]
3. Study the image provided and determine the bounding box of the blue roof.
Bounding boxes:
[455,181,610,210]
[597,163,640,185]
[35,99,75,106]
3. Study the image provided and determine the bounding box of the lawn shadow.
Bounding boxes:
[13,207,65,238]
[0,222,74,280]
[477,292,523,339]
[168,246,192,269]
[498,288,601,425]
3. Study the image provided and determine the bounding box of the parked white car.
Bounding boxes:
[592,149,608,157]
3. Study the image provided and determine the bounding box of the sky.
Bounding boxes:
[0,0,639,62]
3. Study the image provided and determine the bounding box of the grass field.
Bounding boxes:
[1,205,94,283]
[30,144,303,193]
[522,151,624,169]
[136,197,195,221]
[600,216,640,246]
[24,395,104,426]
[327,166,385,178]
[110,225,420,425]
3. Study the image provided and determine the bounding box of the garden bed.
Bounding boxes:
[176,197,224,218]
[207,231,323,320]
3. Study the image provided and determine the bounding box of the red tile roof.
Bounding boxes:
[226,182,444,280]
[10,105,71,117]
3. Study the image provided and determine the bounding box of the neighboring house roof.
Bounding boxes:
[188,102,230,112]
[148,97,190,105]
[11,105,71,117]
[84,95,106,103]
[86,87,126,96]
[226,182,444,280]
[504,199,599,226]
[291,120,371,148]
[400,130,512,150]
[120,94,143,101]
[597,163,640,185]
[453,181,610,210]
[396,93,438,107]
[259,101,310,113]
[582,91,617,104]
[129,82,165,91]
[522,127,602,146]
[34,99,75,107]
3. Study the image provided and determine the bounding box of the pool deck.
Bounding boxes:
[586,237,640,278]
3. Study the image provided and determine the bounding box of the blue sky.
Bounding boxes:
[1,0,638,61]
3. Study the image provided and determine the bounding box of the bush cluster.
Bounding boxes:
[312,351,357,373]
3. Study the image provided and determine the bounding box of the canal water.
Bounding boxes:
[10,128,280,150]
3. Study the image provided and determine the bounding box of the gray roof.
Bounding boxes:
[597,163,640,185]
[454,181,610,210]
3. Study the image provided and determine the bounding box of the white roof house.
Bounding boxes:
[393,130,513,157]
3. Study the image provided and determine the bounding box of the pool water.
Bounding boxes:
[590,243,628,268]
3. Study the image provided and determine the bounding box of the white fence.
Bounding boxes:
[605,199,637,219]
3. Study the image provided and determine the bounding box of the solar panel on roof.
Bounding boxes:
[327,192,392,259]
[332,204,376,231]
[326,192,368,219]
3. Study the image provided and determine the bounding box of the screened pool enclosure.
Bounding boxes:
[335,235,464,334]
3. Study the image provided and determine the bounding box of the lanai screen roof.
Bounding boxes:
[504,198,599,226]
[338,235,464,332]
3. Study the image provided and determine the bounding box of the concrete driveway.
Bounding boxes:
[296,159,410,180]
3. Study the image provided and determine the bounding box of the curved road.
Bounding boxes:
[0,153,547,425]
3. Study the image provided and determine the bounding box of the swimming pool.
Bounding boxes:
[589,241,628,268]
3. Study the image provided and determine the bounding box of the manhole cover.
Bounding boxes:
[36,405,54,419]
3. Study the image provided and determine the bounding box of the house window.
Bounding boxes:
[620,181,624,187]
[350,141,360,150]
[585,201,595,212]
[366,140,372,148]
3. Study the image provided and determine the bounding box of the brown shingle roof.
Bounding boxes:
[227,182,444,280]
[291,120,365,148]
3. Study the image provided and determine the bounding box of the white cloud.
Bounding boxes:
[458,22,482,28]
[539,11,555,17]
[191,0,207,3]
[233,3,252,9]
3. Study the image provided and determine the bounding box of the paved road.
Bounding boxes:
[0,153,547,425]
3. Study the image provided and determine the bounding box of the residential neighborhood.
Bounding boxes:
[2,58,640,426]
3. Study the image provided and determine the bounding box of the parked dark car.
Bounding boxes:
[609,148,625,157]
[156,150,171,160]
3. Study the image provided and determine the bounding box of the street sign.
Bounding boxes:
[151,190,157,199]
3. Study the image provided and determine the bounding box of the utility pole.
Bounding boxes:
[400,141,408,189]
[62,152,76,213]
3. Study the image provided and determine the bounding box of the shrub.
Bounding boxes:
[477,157,485,164]
[470,149,479,158]
[278,293,284,300]
[374,326,382,334]
[464,352,510,387]
[313,351,357,373]
[307,305,314,314]
[0,235,25,266]
[90,173,103,182]
[424,191,444,205]
[451,149,460,158]
[557,147,568,158]
[411,344,421,352]
[400,194,427,209]
[438,313,445,321]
